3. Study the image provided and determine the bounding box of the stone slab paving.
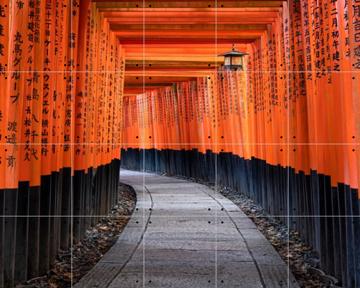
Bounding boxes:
[75,170,299,288]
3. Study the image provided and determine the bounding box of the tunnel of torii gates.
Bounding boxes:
[0,0,359,286]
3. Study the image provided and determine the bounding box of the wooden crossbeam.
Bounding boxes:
[95,1,284,9]
[110,24,268,31]
[95,1,280,95]
[119,38,254,44]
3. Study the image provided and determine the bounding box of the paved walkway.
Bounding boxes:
[76,170,298,288]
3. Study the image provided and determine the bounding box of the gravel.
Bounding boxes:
[17,183,136,288]
[218,186,340,288]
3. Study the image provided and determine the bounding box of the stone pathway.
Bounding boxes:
[75,170,299,288]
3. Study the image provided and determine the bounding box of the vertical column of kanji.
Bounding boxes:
[171,87,176,152]
[136,95,141,152]
[162,90,168,153]
[315,0,332,183]
[74,0,89,173]
[342,0,357,189]
[107,20,114,167]
[115,47,125,162]
[112,43,118,162]
[226,71,234,158]
[91,9,100,170]
[73,0,89,243]
[112,43,118,163]
[72,0,80,168]
[24,6,44,278]
[244,47,254,162]
[188,82,195,153]
[259,30,269,165]
[37,0,56,276]
[217,71,226,186]
[276,8,288,168]
[50,0,66,261]
[150,91,158,169]
[123,96,128,160]
[83,3,91,175]
[282,0,291,166]
[194,80,200,155]
[0,0,8,190]
[298,0,314,174]
[292,0,309,174]
[28,0,44,187]
[182,83,189,153]
[153,90,160,155]
[181,83,187,153]
[163,89,169,153]
[288,0,301,171]
[236,68,247,159]
[216,71,225,155]
[87,3,98,173]
[199,79,207,153]
[255,34,265,162]
[170,86,179,154]
[342,0,359,191]
[133,96,139,152]
[53,0,65,178]
[104,28,113,212]
[3,2,28,286]
[328,0,349,187]
[336,0,359,285]
[137,94,143,156]
[124,97,130,152]
[106,25,113,168]
[144,93,149,157]
[59,0,72,251]
[197,79,206,178]
[226,71,236,156]
[147,93,153,152]
[180,84,186,154]
[177,84,184,153]
[47,0,62,266]
[62,0,76,170]
[223,71,232,155]
[167,88,174,153]
[96,14,106,171]
[41,0,55,190]
[101,17,110,214]
[206,74,215,154]
[96,10,104,170]
[266,23,278,166]
[249,41,260,161]
[147,92,152,155]
[249,41,257,161]
[189,82,198,154]
[348,1,360,285]
[349,0,360,195]
[309,0,325,176]
[156,90,162,154]
[207,74,216,182]
[115,46,122,161]
[230,70,240,158]
[70,0,79,172]
[0,1,8,286]
[119,49,125,156]
[5,2,26,184]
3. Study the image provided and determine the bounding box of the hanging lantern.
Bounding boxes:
[219,45,248,71]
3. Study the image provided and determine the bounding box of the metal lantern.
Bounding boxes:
[219,45,248,71]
